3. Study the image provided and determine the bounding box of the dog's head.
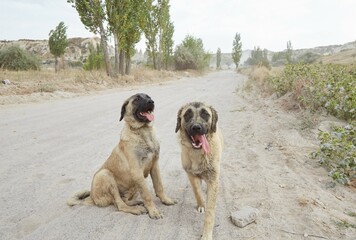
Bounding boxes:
[175,102,218,153]
[120,93,155,128]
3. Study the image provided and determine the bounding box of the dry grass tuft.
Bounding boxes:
[0,67,184,97]
[240,66,274,95]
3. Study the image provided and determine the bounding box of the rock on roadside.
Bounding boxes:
[2,79,11,85]
[231,206,259,228]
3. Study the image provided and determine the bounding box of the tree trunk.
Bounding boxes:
[151,49,157,70]
[99,24,111,77]
[114,33,119,76]
[125,54,131,75]
[61,55,65,70]
[54,56,58,73]
[119,50,125,75]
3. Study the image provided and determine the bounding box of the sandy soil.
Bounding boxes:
[0,70,355,240]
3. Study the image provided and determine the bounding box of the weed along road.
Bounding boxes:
[0,70,355,240]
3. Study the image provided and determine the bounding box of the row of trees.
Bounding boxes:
[245,41,294,69]
[67,0,174,76]
[215,32,242,69]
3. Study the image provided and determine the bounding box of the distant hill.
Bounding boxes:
[210,40,356,68]
[293,40,356,58]
[0,37,112,67]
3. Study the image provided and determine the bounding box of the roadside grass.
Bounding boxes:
[242,63,356,186]
[0,67,185,97]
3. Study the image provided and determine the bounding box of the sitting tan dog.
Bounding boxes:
[68,93,177,219]
[175,102,223,240]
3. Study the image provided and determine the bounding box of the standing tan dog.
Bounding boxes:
[175,102,223,240]
[68,93,177,219]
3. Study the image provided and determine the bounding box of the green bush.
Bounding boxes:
[0,45,41,70]
[245,47,271,69]
[174,35,210,70]
[311,122,355,185]
[269,63,356,121]
[83,43,105,71]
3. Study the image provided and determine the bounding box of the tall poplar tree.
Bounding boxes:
[48,22,68,72]
[143,0,159,69]
[67,0,111,76]
[232,33,242,69]
[106,0,144,75]
[216,48,221,70]
[158,0,174,70]
[286,40,293,64]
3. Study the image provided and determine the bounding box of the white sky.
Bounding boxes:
[0,0,355,53]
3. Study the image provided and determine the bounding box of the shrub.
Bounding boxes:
[174,35,210,70]
[311,122,355,185]
[269,63,356,121]
[83,43,105,71]
[0,45,41,71]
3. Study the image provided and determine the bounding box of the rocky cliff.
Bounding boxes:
[0,37,108,65]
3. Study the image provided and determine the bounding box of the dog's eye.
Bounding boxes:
[184,109,193,122]
[135,95,142,101]
[200,109,210,121]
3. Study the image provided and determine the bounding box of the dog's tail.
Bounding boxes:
[67,190,94,206]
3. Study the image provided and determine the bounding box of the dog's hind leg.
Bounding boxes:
[91,169,147,215]
[187,174,206,213]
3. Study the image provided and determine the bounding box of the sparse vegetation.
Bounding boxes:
[0,68,191,103]
[334,219,356,229]
[0,45,41,71]
[245,62,355,185]
[295,52,321,64]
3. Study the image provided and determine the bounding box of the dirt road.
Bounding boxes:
[0,71,355,240]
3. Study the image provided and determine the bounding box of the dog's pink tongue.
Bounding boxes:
[142,112,154,121]
[199,135,210,154]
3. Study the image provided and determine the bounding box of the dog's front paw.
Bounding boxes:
[197,205,205,213]
[134,205,148,215]
[148,208,164,219]
[200,234,212,240]
[161,196,178,205]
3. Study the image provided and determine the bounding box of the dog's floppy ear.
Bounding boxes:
[119,100,129,121]
[210,106,218,133]
[175,107,183,133]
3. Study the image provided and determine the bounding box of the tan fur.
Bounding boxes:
[68,93,177,219]
[176,102,223,240]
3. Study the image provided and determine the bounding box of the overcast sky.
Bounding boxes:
[0,0,355,53]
